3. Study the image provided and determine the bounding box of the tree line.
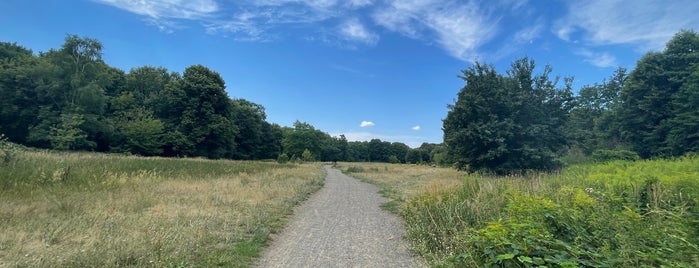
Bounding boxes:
[2,30,697,171]
[444,30,699,173]
[0,35,441,163]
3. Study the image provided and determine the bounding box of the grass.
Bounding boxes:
[338,162,465,214]
[0,149,324,267]
[337,158,699,267]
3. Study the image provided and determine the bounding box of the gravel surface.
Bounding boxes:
[256,165,423,268]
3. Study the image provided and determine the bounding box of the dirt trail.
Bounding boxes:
[256,165,423,268]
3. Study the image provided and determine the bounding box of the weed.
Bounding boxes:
[341,157,699,267]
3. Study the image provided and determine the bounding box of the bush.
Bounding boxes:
[276,153,289,164]
[388,155,400,164]
[0,133,17,166]
[592,149,640,162]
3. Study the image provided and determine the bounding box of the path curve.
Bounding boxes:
[256,165,422,268]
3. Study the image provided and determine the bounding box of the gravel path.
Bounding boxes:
[256,165,423,268]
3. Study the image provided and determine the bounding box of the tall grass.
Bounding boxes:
[0,150,324,267]
[339,158,699,267]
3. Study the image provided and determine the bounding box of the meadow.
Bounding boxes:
[339,157,699,267]
[0,145,324,267]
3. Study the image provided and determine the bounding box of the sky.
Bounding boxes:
[1,0,698,147]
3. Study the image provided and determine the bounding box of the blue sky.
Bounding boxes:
[2,0,698,147]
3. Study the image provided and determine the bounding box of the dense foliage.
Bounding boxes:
[2,30,698,169]
[444,58,573,173]
[1,34,431,162]
[446,30,698,173]
[402,157,699,267]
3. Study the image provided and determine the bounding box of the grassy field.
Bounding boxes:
[0,148,324,267]
[338,158,699,267]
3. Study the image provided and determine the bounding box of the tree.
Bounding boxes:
[430,144,450,166]
[389,142,410,163]
[347,141,369,162]
[21,35,114,151]
[282,121,325,159]
[320,136,343,162]
[444,58,573,173]
[666,64,699,154]
[49,113,91,150]
[337,134,349,161]
[176,65,238,159]
[618,30,699,157]
[368,139,391,162]
[257,122,284,160]
[301,149,315,162]
[112,108,164,155]
[568,68,627,154]
[230,99,266,159]
[0,42,39,144]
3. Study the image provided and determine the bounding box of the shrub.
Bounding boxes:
[591,149,640,162]
[277,153,289,164]
[388,155,400,164]
[0,133,18,166]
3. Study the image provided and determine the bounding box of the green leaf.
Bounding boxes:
[517,256,533,263]
[497,253,516,261]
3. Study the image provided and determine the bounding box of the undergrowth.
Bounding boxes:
[403,156,699,267]
[343,158,699,267]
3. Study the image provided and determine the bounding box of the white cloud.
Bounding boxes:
[576,49,618,68]
[348,0,373,8]
[514,22,543,44]
[412,125,421,131]
[555,0,699,51]
[93,0,219,32]
[340,18,379,45]
[93,0,218,20]
[360,121,375,127]
[372,0,499,62]
[94,0,541,61]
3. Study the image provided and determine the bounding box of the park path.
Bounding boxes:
[256,165,423,268]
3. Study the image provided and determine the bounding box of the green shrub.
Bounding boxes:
[0,133,19,166]
[592,149,640,162]
[388,155,400,164]
[277,153,289,164]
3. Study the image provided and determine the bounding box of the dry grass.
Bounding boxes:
[0,151,324,267]
[335,162,465,212]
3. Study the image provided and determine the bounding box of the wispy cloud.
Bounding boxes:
[360,121,375,127]
[93,0,219,31]
[94,0,218,19]
[576,49,618,68]
[339,18,379,45]
[93,0,545,61]
[514,22,544,44]
[372,0,499,62]
[412,125,421,131]
[555,0,699,51]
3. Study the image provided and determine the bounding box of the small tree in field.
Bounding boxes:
[277,153,289,164]
[301,149,314,162]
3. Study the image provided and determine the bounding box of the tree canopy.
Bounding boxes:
[2,31,697,169]
[444,57,573,173]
